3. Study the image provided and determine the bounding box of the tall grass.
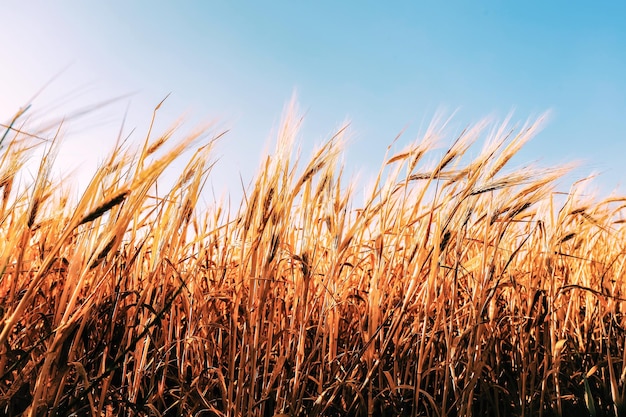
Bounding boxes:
[1,101,626,416]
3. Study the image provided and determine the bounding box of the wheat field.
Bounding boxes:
[1,102,626,417]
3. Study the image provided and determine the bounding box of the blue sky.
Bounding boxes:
[1,2,625,200]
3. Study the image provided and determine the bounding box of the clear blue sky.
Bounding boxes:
[1,1,625,200]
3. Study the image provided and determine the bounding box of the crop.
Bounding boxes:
[1,100,626,416]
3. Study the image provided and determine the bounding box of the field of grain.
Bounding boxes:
[1,103,626,417]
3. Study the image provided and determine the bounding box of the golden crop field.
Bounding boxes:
[1,103,626,417]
